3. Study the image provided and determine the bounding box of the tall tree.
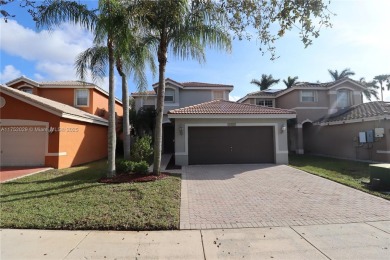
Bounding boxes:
[374,74,390,101]
[36,0,151,176]
[283,76,298,88]
[76,34,155,162]
[251,74,280,90]
[328,68,355,81]
[359,77,379,101]
[130,0,232,175]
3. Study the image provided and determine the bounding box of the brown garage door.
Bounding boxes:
[188,126,274,165]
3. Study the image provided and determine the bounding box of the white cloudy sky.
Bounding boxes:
[1,0,389,101]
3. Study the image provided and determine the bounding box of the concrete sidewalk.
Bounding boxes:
[2,221,389,259]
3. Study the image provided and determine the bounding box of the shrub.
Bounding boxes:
[131,135,153,162]
[116,159,134,173]
[116,160,149,174]
[132,161,149,174]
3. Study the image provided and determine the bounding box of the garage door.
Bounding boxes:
[0,126,46,167]
[188,126,274,165]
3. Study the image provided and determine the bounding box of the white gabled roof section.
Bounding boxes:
[0,85,108,126]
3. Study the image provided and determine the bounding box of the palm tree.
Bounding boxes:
[359,77,379,101]
[250,74,280,90]
[374,74,390,101]
[328,68,355,81]
[283,76,298,88]
[36,0,151,177]
[130,0,231,175]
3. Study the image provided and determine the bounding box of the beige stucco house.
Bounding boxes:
[132,79,296,165]
[238,77,389,163]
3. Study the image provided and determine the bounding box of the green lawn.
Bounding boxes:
[289,154,390,200]
[0,160,181,230]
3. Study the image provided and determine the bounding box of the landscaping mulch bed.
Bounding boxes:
[99,172,170,183]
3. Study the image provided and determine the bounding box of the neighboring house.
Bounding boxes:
[238,77,389,162]
[131,78,233,153]
[0,76,123,169]
[5,76,123,118]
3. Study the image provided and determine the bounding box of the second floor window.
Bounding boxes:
[256,99,273,107]
[213,91,224,100]
[301,90,316,102]
[75,89,89,106]
[164,88,175,103]
[337,89,350,108]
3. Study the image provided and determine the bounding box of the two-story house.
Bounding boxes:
[132,78,296,165]
[132,78,233,153]
[238,77,390,162]
[0,76,123,169]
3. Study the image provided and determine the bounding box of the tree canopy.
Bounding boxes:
[251,74,280,90]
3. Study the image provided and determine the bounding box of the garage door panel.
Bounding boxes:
[0,126,46,167]
[188,126,274,165]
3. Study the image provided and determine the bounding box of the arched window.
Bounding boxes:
[337,89,351,108]
[19,86,33,94]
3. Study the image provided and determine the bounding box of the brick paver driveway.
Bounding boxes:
[180,164,390,229]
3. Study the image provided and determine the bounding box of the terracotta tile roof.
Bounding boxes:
[245,89,285,97]
[1,85,108,125]
[168,100,296,115]
[40,80,95,87]
[151,78,233,89]
[316,101,390,124]
[181,82,234,88]
[239,78,365,102]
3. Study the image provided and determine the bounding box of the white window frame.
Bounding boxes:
[21,88,33,94]
[337,89,351,108]
[74,89,89,107]
[164,88,175,103]
[256,99,274,107]
[300,90,317,103]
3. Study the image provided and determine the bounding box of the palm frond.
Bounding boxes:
[36,0,97,31]
[75,46,108,82]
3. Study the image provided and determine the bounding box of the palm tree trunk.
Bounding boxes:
[107,37,116,177]
[116,59,131,160]
[153,40,167,176]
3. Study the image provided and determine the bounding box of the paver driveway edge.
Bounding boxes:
[180,164,390,230]
[180,166,190,230]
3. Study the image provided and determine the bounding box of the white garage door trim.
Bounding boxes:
[176,122,288,156]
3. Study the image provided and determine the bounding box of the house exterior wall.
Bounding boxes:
[179,89,216,108]
[0,92,108,169]
[275,90,329,123]
[173,117,289,165]
[7,81,123,118]
[58,119,108,168]
[91,90,123,118]
[133,95,156,111]
[1,93,61,168]
[133,88,231,113]
[303,120,390,163]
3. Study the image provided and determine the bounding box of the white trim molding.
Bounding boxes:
[292,107,328,110]
[315,116,389,126]
[376,150,390,154]
[168,114,296,119]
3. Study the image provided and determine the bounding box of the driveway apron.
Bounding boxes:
[180,164,390,230]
